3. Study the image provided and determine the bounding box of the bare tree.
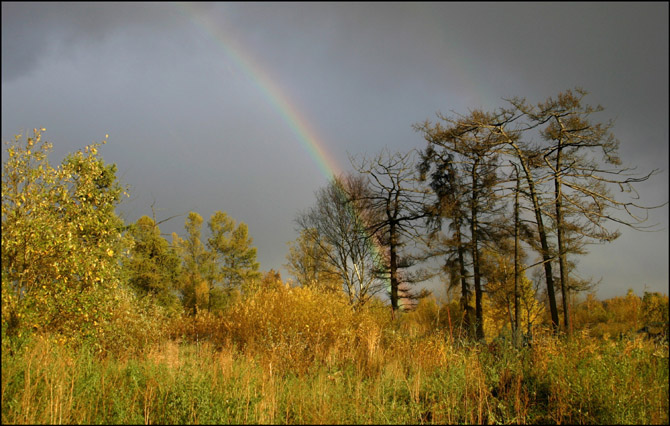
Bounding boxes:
[447,88,667,335]
[295,174,386,306]
[509,88,665,334]
[350,148,432,319]
[464,107,562,331]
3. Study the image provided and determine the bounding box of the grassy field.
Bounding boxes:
[2,298,668,425]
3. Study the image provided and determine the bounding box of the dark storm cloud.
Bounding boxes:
[2,2,667,299]
[1,2,184,83]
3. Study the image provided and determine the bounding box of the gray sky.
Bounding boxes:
[2,2,668,300]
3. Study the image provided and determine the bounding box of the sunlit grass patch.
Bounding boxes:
[2,297,668,425]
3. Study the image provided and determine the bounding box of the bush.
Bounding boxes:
[212,285,395,374]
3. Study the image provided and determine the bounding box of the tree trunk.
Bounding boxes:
[471,159,485,341]
[455,222,473,337]
[554,141,571,335]
[512,144,560,332]
[513,164,521,347]
[389,221,399,319]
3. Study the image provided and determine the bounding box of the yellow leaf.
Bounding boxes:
[107,248,114,257]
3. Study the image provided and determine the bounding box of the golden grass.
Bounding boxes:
[2,287,668,424]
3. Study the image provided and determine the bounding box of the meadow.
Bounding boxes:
[2,285,668,425]
[4,109,668,425]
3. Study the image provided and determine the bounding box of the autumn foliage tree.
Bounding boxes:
[285,227,341,292]
[173,210,261,314]
[509,89,663,334]
[172,212,209,314]
[207,211,261,297]
[1,129,129,339]
[415,88,664,338]
[124,215,182,312]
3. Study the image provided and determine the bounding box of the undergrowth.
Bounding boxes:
[2,286,668,424]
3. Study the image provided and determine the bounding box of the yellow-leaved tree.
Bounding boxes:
[1,129,130,345]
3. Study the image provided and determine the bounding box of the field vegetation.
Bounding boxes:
[3,89,668,424]
[2,285,668,424]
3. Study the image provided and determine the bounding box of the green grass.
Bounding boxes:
[2,331,667,424]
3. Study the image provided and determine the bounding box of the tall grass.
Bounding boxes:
[2,286,668,424]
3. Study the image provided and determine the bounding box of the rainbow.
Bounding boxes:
[175,3,401,304]
[175,2,340,181]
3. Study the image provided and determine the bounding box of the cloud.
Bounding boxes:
[2,2,667,300]
[1,2,182,83]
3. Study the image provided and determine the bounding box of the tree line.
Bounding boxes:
[1,88,664,345]
[287,88,663,341]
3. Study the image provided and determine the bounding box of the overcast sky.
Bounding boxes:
[2,2,668,300]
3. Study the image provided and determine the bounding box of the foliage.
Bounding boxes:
[285,228,341,292]
[480,246,545,338]
[222,284,365,374]
[255,269,285,292]
[571,290,669,340]
[296,175,387,306]
[416,109,509,340]
[207,210,261,296]
[172,212,215,314]
[123,215,182,312]
[1,129,131,344]
[2,313,667,425]
[415,89,662,336]
[642,291,669,327]
[173,211,261,315]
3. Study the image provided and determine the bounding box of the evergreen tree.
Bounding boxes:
[173,212,214,315]
[124,215,181,311]
[416,110,508,340]
[207,211,261,298]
